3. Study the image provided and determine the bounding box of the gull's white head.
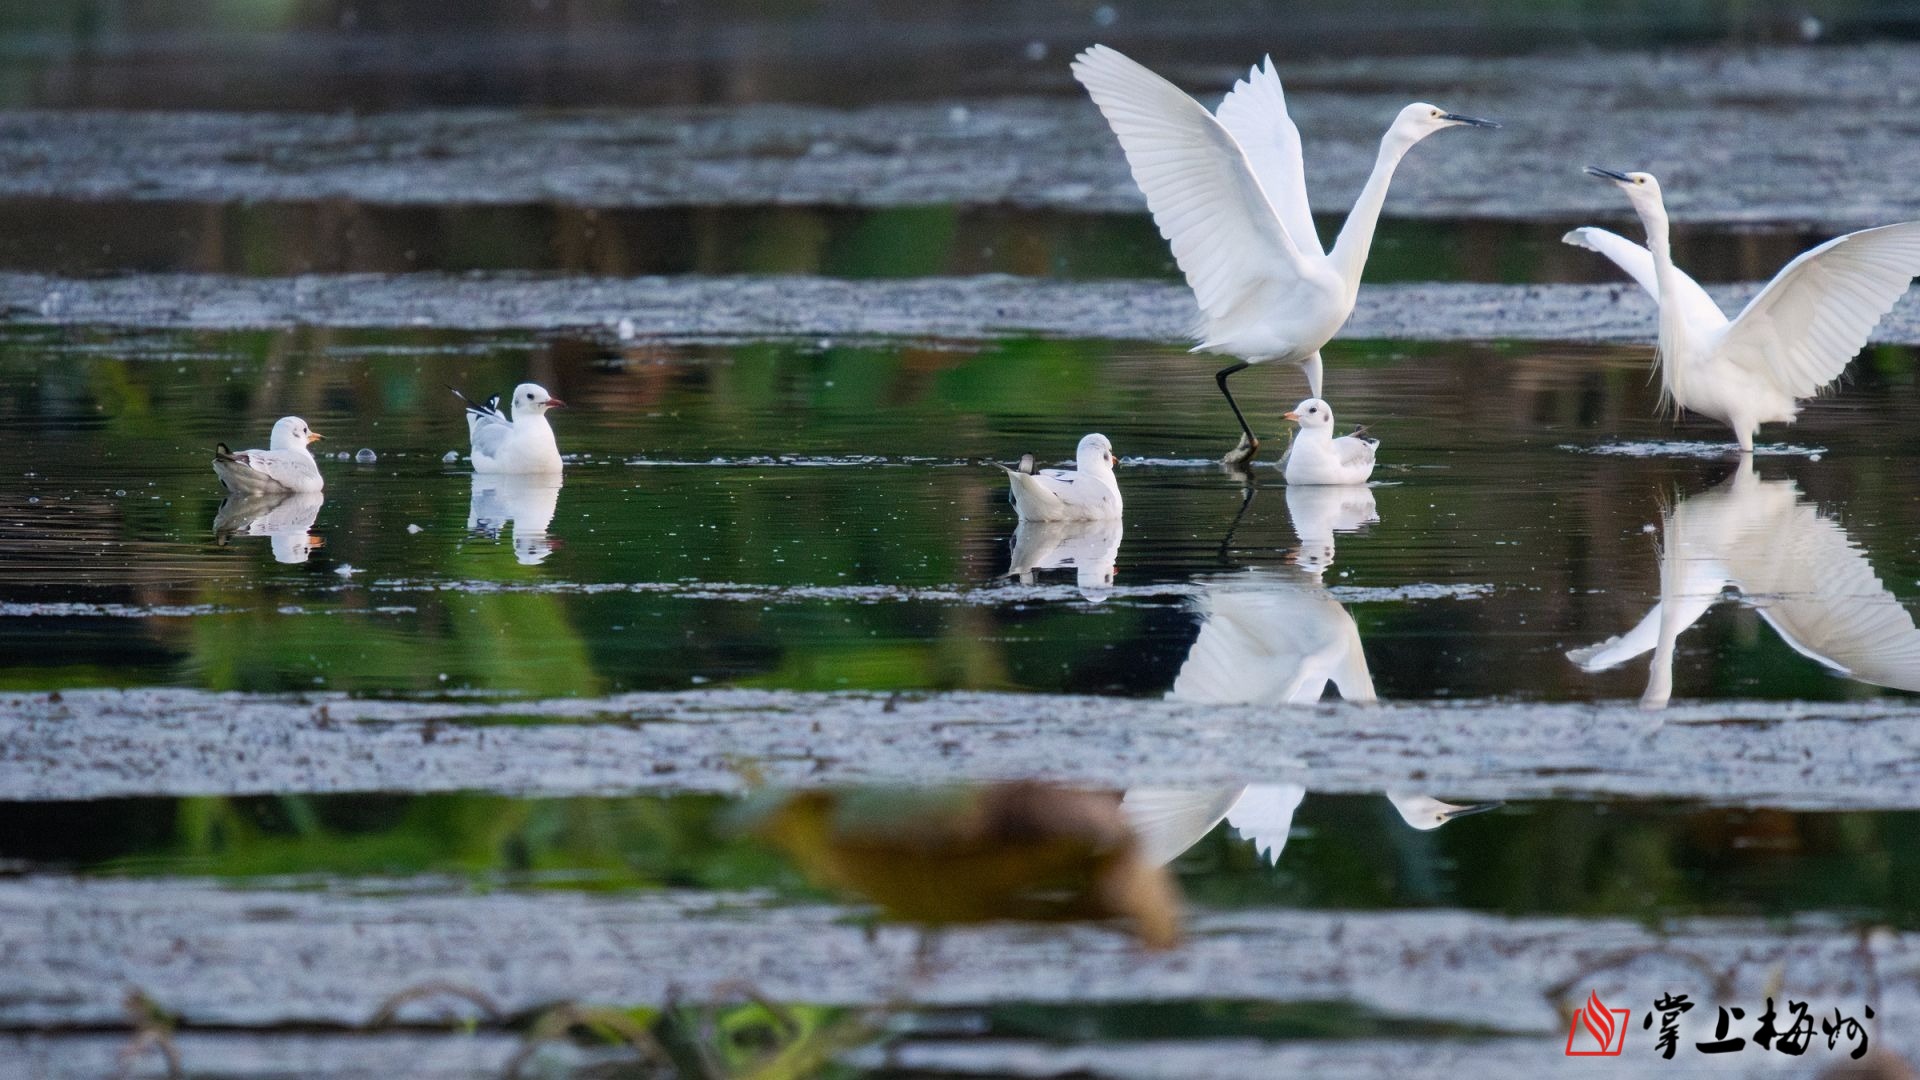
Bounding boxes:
[511,382,566,418]
[269,416,323,451]
[1283,398,1334,431]
[1585,166,1664,209]
[1076,432,1118,472]
[1387,792,1503,831]
[1388,102,1500,145]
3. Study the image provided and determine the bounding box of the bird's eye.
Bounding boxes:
[1635,177,1646,185]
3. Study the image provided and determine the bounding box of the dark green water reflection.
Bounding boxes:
[4,792,1917,926]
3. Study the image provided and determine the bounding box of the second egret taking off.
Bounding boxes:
[1569,168,1920,453]
[1071,45,1496,463]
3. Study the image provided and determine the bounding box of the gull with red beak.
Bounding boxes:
[1281,398,1376,485]
[998,433,1123,522]
[211,415,325,493]
[451,382,567,474]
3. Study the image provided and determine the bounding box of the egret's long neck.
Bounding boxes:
[1635,194,1690,398]
[1329,134,1413,296]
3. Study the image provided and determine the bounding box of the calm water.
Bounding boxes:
[0,198,1847,283]
[6,327,1918,704]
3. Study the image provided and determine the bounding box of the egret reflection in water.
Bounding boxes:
[468,474,563,565]
[1124,569,1495,867]
[1570,457,1920,708]
[1005,517,1122,600]
[212,490,324,564]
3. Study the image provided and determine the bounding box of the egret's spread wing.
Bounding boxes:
[1720,221,1920,399]
[1169,576,1349,705]
[1223,783,1307,865]
[1120,787,1245,867]
[1214,56,1320,254]
[1562,226,1726,330]
[1727,495,1920,692]
[1072,45,1306,322]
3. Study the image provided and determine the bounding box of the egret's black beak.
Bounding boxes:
[1442,113,1499,129]
[1439,801,1504,821]
[1584,166,1633,183]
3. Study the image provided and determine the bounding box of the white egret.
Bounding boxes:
[451,382,566,474]
[1569,168,1920,453]
[1071,45,1496,463]
[1281,398,1376,485]
[1569,456,1920,708]
[999,433,1122,521]
[212,416,325,494]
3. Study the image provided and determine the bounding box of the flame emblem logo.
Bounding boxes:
[1565,990,1630,1056]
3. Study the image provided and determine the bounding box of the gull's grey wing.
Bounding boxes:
[452,387,515,458]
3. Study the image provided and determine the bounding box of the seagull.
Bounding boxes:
[1071,45,1496,464]
[212,490,325,564]
[1281,398,1376,485]
[211,416,325,494]
[450,382,566,474]
[1006,518,1123,601]
[1284,482,1378,574]
[1569,168,1920,453]
[469,475,563,565]
[999,433,1122,521]
[1569,456,1920,708]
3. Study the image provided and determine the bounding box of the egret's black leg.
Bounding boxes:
[1215,362,1257,445]
[1215,362,1259,465]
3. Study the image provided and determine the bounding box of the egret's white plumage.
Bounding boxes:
[1071,45,1495,461]
[1121,784,1306,867]
[212,416,325,494]
[1569,168,1920,453]
[453,382,566,474]
[1570,457,1920,708]
[1170,570,1373,707]
[1281,398,1376,485]
[1006,517,1123,601]
[1000,433,1122,521]
[212,490,325,564]
[1121,570,1494,867]
[469,474,563,565]
[1387,793,1502,830]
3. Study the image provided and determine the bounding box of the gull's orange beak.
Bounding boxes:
[306,535,325,550]
[1282,411,1299,422]
[306,431,325,443]
[1109,452,1118,467]
[545,397,567,408]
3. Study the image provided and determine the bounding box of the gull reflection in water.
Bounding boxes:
[1570,457,1920,709]
[1124,569,1496,867]
[1006,518,1122,602]
[469,474,563,565]
[1285,483,1378,575]
[212,490,325,564]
